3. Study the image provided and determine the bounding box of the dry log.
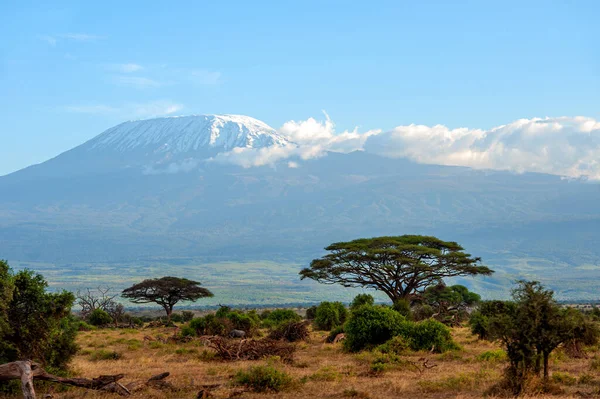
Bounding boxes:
[0,361,36,399]
[0,360,172,398]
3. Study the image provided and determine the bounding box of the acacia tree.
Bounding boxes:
[121,277,213,322]
[299,235,493,303]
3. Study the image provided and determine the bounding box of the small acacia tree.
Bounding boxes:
[483,281,599,394]
[300,235,493,303]
[122,276,213,322]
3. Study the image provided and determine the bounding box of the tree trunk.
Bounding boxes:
[0,361,37,399]
[543,351,549,380]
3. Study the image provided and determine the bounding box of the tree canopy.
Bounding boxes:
[299,235,493,303]
[121,276,213,321]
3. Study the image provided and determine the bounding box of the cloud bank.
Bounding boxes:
[216,114,600,179]
[364,116,600,180]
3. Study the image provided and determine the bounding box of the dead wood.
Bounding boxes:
[200,336,296,362]
[0,360,173,398]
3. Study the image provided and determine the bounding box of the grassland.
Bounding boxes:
[21,324,600,398]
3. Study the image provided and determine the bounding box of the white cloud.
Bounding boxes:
[213,112,378,168]
[62,100,183,119]
[112,76,161,89]
[364,116,600,180]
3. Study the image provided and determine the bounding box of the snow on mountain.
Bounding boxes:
[85,114,290,154]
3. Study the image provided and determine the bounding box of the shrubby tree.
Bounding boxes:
[477,281,599,394]
[350,294,374,310]
[300,235,493,303]
[0,260,78,369]
[122,276,213,322]
[420,283,480,325]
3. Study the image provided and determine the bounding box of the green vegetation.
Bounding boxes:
[88,308,113,326]
[314,301,347,331]
[234,364,293,392]
[0,260,78,370]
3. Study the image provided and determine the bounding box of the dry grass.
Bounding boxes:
[22,326,600,398]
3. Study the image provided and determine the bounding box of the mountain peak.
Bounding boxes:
[85,114,289,154]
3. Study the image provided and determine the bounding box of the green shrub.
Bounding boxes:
[262,309,301,328]
[215,305,231,318]
[170,313,183,323]
[189,317,207,334]
[88,309,113,326]
[305,305,317,320]
[180,325,196,337]
[234,364,292,392]
[406,319,458,353]
[181,310,194,322]
[343,305,407,352]
[228,311,259,335]
[392,299,412,320]
[89,349,122,361]
[376,335,411,354]
[189,314,232,336]
[75,320,96,331]
[314,301,347,331]
[350,294,374,310]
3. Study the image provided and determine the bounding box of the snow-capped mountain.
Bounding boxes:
[85,114,290,154]
[11,114,290,178]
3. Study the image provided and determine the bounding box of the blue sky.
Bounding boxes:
[1,0,599,176]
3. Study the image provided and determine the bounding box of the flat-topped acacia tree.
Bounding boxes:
[121,276,213,322]
[300,235,493,303]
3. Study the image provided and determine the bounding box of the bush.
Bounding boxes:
[88,308,113,326]
[343,305,407,352]
[305,305,317,320]
[181,310,194,322]
[376,335,411,354]
[75,320,97,331]
[314,302,347,331]
[392,299,412,320]
[234,364,292,392]
[180,325,196,337]
[228,311,259,335]
[188,314,232,336]
[0,264,78,370]
[350,294,374,310]
[406,319,459,353]
[268,321,309,342]
[215,305,231,318]
[262,309,301,328]
[189,317,207,334]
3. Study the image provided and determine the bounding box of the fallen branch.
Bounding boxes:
[0,360,172,398]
